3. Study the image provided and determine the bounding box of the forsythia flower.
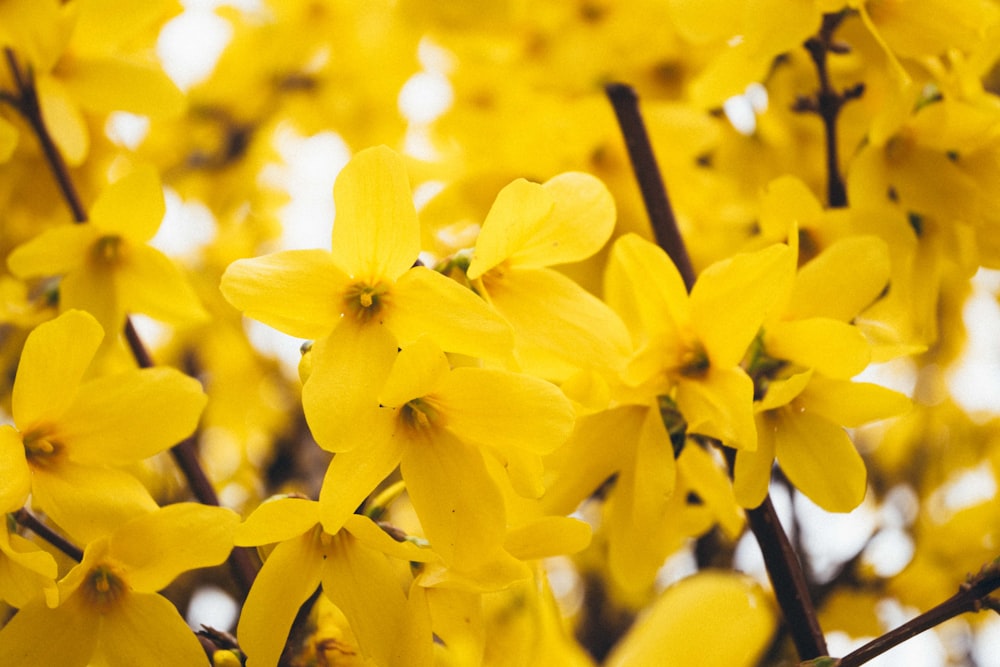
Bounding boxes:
[221,145,513,452]
[0,520,58,608]
[0,503,238,667]
[465,172,631,380]
[0,310,208,541]
[7,166,208,337]
[234,496,437,667]
[318,337,576,585]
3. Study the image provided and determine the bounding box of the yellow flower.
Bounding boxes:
[0,520,58,609]
[0,310,208,542]
[221,146,513,452]
[0,503,238,667]
[234,496,436,667]
[465,172,631,380]
[7,165,208,336]
[316,337,575,584]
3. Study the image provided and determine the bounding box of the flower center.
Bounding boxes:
[678,343,710,378]
[343,281,389,323]
[94,235,124,264]
[81,562,129,612]
[400,398,439,433]
[22,430,63,466]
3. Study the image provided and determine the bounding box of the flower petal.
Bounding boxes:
[118,245,208,325]
[97,592,208,667]
[109,503,239,593]
[400,429,506,567]
[302,318,397,452]
[0,591,98,667]
[343,514,438,563]
[436,367,575,455]
[788,236,891,322]
[220,249,348,339]
[30,460,159,544]
[12,310,103,429]
[467,178,554,279]
[483,267,631,378]
[504,516,592,560]
[677,367,757,451]
[62,57,185,119]
[605,233,689,341]
[765,318,871,379]
[321,532,433,667]
[0,527,58,608]
[89,165,165,242]
[690,244,794,367]
[58,367,207,465]
[7,224,95,277]
[235,497,321,546]
[378,338,450,408]
[734,421,778,509]
[331,146,419,282]
[318,433,403,534]
[774,410,868,512]
[0,426,31,512]
[798,377,911,427]
[386,267,513,359]
[238,533,324,667]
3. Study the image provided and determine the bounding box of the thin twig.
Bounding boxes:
[605,82,696,290]
[836,560,1000,667]
[13,508,84,562]
[606,82,828,660]
[796,13,863,209]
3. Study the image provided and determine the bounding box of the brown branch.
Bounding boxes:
[795,12,863,209]
[13,508,84,562]
[605,82,696,290]
[3,48,88,223]
[835,559,1000,667]
[607,83,828,661]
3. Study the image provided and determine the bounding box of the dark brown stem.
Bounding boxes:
[747,498,829,659]
[13,508,84,562]
[607,84,828,661]
[837,560,1000,667]
[3,48,88,223]
[797,13,862,209]
[605,82,696,290]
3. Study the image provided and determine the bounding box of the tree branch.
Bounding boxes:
[607,82,828,660]
[13,508,83,562]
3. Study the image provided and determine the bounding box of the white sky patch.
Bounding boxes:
[947,268,1000,415]
[105,112,150,149]
[927,462,997,522]
[152,187,218,263]
[795,490,879,583]
[157,7,234,91]
[186,585,239,632]
[243,318,306,381]
[723,82,768,136]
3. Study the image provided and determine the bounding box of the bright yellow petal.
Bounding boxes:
[605,233,689,340]
[343,514,438,563]
[331,145,419,282]
[774,410,868,512]
[504,516,592,560]
[318,433,403,534]
[7,224,95,277]
[118,245,208,325]
[466,178,553,279]
[12,309,103,429]
[400,429,506,567]
[678,442,743,540]
[89,165,164,242]
[788,236,891,322]
[238,533,324,667]
[690,244,794,367]
[220,249,348,339]
[62,57,185,119]
[36,75,89,165]
[0,591,99,666]
[109,503,239,593]
[60,260,124,334]
[30,460,159,544]
[96,592,207,667]
[322,532,433,667]
[532,171,616,266]
[0,426,31,513]
[797,377,912,427]
[605,571,775,667]
[734,420,777,509]
[436,367,575,455]
[386,266,513,359]
[677,367,757,451]
[765,318,871,379]
[235,497,320,546]
[755,369,812,412]
[0,116,15,162]
[378,338,450,408]
[0,527,58,608]
[484,267,631,378]
[58,367,206,465]
[302,319,398,452]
